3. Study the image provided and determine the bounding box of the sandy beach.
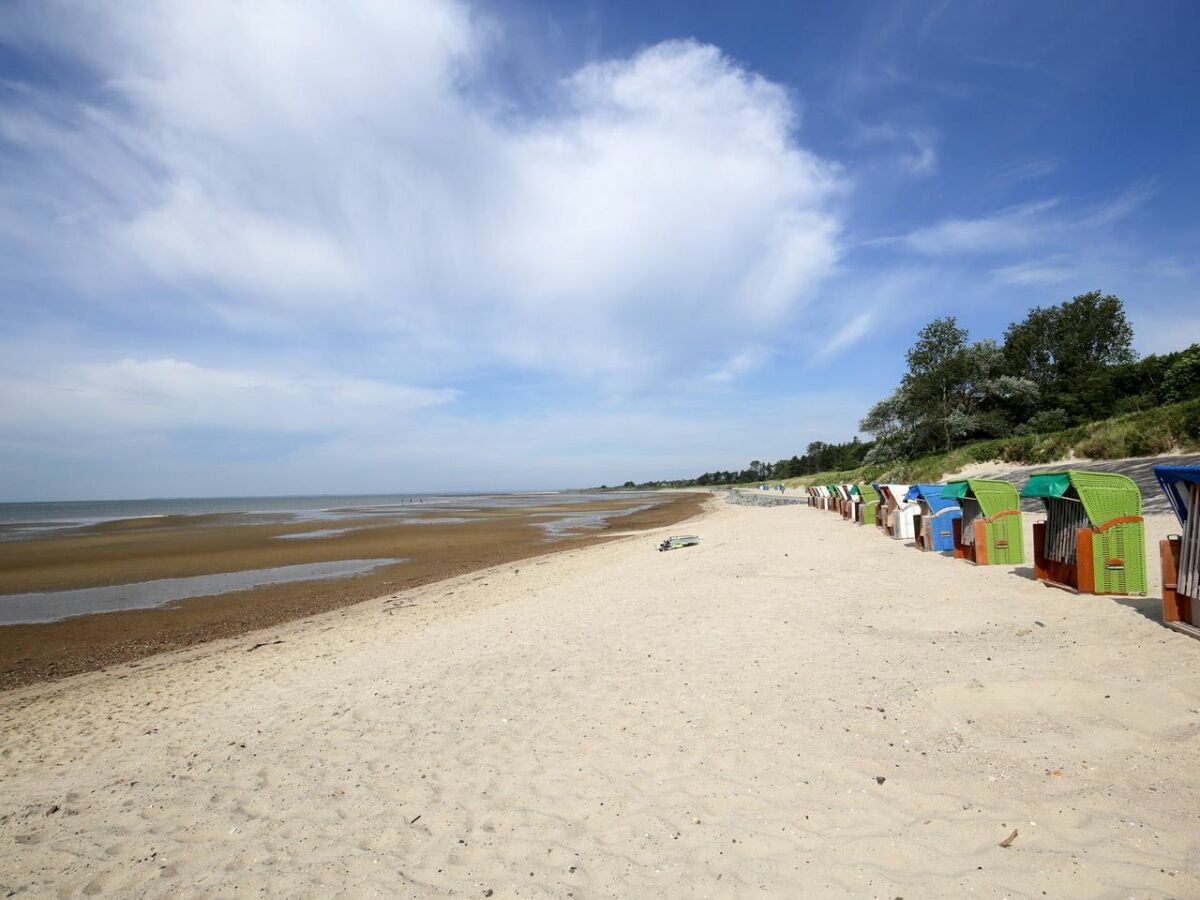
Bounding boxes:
[2,490,1198,898]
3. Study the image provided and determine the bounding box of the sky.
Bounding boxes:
[1,0,1198,500]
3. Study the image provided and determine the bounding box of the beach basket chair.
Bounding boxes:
[878,484,917,539]
[840,484,855,519]
[1021,470,1146,596]
[871,483,887,528]
[826,484,840,513]
[855,484,880,526]
[876,485,897,534]
[1153,465,1200,639]
[943,478,1024,565]
[844,484,859,520]
[905,484,961,553]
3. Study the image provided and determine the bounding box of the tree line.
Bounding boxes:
[617,290,1200,489]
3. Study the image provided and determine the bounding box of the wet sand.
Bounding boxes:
[0,493,706,689]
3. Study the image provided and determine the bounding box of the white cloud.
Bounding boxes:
[997,157,1060,183]
[903,185,1154,260]
[704,347,771,383]
[901,130,938,175]
[813,312,874,361]
[0,358,457,434]
[991,256,1077,286]
[1,2,844,383]
[903,199,1060,255]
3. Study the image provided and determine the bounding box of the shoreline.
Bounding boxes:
[2,497,1196,896]
[0,492,709,690]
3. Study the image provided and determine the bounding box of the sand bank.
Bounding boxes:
[0,493,706,689]
[2,496,1198,897]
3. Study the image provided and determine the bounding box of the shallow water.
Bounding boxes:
[271,527,358,540]
[0,491,661,540]
[0,558,406,625]
[539,504,654,537]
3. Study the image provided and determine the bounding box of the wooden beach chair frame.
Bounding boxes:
[870,483,887,528]
[905,484,961,553]
[1022,470,1147,596]
[944,479,1024,566]
[1154,465,1200,639]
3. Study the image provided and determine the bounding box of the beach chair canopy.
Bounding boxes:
[943,478,1019,517]
[858,483,880,503]
[904,483,957,514]
[1155,465,1200,525]
[1021,470,1141,525]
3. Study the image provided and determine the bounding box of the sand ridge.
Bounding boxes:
[1,497,1199,897]
[0,493,706,689]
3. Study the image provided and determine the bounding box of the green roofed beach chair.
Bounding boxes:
[1021,470,1146,596]
[855,484,880,526]
[840,484,855,520]
[843,484,858,520]
[944,479,1024,566]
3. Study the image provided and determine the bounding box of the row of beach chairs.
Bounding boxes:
[803,466,1200,640]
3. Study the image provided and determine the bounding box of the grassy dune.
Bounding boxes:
[768,397,1200,488]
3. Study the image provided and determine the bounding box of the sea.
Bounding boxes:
[0,491,657,542]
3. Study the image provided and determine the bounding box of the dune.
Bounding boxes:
[1,492,1198,897]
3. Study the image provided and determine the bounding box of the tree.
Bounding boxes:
[860,388,913,463]
[1002,291,1135,421]
[1162,343,1200,403]
[900,317,973,452]
[860,320,1040,456]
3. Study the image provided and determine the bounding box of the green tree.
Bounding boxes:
[1162,343,1200,403]
[1002,290,1135,421]
[901,317,974,451]
[861,320,1038,456]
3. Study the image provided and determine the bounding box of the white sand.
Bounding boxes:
[2,497,1199,898]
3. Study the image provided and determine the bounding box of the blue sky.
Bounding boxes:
[1,0,1198,500]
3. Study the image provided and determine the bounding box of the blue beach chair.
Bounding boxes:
[905,484,961,553]
[1154,464,1200,638]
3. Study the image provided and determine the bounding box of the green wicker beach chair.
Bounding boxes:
[856,484,880,527]
[1020,470,1146,595]
[943,479,1024,566]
